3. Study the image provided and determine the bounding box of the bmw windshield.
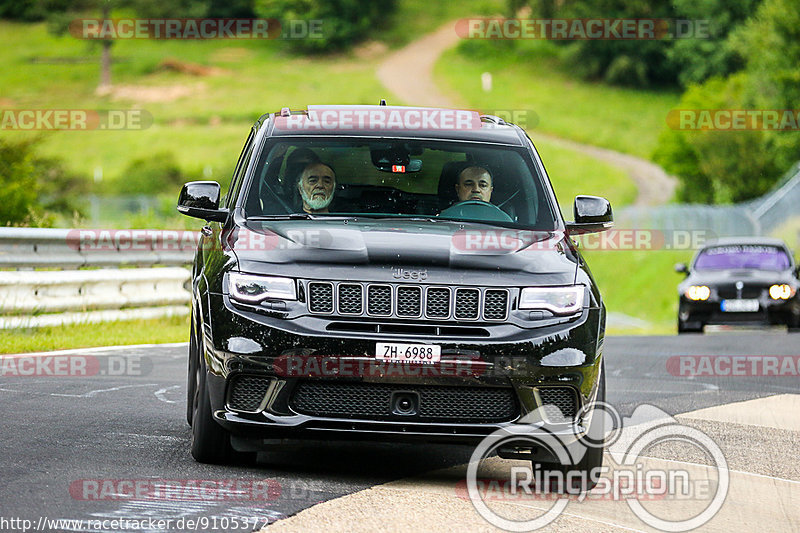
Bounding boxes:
[694,245,792,271]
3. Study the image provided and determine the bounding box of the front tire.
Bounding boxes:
[678,319,703,334]
[535,361,606,492]
[190,363,237,463]
[186,311,200,426]
[190,360,256,464]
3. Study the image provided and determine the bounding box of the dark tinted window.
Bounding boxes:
[242,138,556,229]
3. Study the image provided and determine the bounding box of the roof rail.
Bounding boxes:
[480,114,507,125]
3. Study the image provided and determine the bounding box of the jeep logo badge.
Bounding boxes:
[392,268,428,281]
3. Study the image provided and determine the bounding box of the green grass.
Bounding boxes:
[0,20,388,182]
[0,315,189,354]
[434,42,680,159]
[583,249,694,334]
[535,137,637,214]
[379,0,504,48]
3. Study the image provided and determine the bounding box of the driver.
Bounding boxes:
[297,162,336,213]
[454,166,493,203]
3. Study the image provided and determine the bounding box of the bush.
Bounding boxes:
[667,0,758,87]
[0,137,87,226]
[0,138,40,225]
[654,0,800,203]
[111,152,186,195]
[654,75,782,203]
[532,0,680,87]
[254,0,396,52]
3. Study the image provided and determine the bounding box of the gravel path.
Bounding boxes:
[376,22,677,206]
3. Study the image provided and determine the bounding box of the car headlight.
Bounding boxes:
[685,285,711,301]
[769,284,795,300]
[228,273,297,303]
[519,286,584,314]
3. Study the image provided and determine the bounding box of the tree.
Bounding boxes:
[254,0,396,52]
[0,138,88,226]
[47,0,215,90]
[655,0,800,203]
[668,0,759,87]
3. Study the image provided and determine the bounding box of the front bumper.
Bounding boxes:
[679,296,800,327]
[200,292,605,447]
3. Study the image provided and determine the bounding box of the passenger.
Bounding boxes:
[454,166,493,203]
[297,162,336,214]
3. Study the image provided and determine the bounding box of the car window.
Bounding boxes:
[694,245,791,271]
[224,129,256,210]
[243,138,555,229]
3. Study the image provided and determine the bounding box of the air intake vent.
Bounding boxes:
[227,375,272,412]
[537,387,578,423]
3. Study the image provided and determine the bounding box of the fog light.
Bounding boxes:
[769,284,795,300]
[686,285,710,301]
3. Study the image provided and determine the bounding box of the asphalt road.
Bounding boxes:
[1,333,798,532]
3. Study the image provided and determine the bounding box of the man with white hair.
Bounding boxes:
[297,162,336,213]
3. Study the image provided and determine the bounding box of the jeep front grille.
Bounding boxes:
[306,281,509,322]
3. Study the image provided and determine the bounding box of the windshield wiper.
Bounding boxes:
[247,213,315,220]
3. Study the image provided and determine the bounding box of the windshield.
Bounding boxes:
[241,138,556,229]
[694,245,791,271]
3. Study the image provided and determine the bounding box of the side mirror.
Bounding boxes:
[566,195,613,234]
[177,181,228,222]
[674,262,688,274]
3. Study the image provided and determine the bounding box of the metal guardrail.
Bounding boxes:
[0,228,199,329]
[615,161,800,239]
[0,227,198,269]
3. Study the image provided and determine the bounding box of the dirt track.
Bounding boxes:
[376,22,677,206]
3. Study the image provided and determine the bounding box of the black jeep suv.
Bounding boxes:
[178,105,612,477]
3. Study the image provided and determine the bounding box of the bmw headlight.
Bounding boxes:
[769,284,795,300]
[519,286,585,314]
[686,285,711,301]
[227,273,296,303]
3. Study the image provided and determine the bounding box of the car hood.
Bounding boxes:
[230,219,577,282]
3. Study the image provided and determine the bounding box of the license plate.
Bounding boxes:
[721,299,759,312]
[376,343,441,363]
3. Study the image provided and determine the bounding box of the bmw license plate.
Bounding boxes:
[720,299,759,312]
[376,343,441,364]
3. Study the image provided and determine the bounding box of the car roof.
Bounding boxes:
[700,237,790,249]
[260,105,527,146]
